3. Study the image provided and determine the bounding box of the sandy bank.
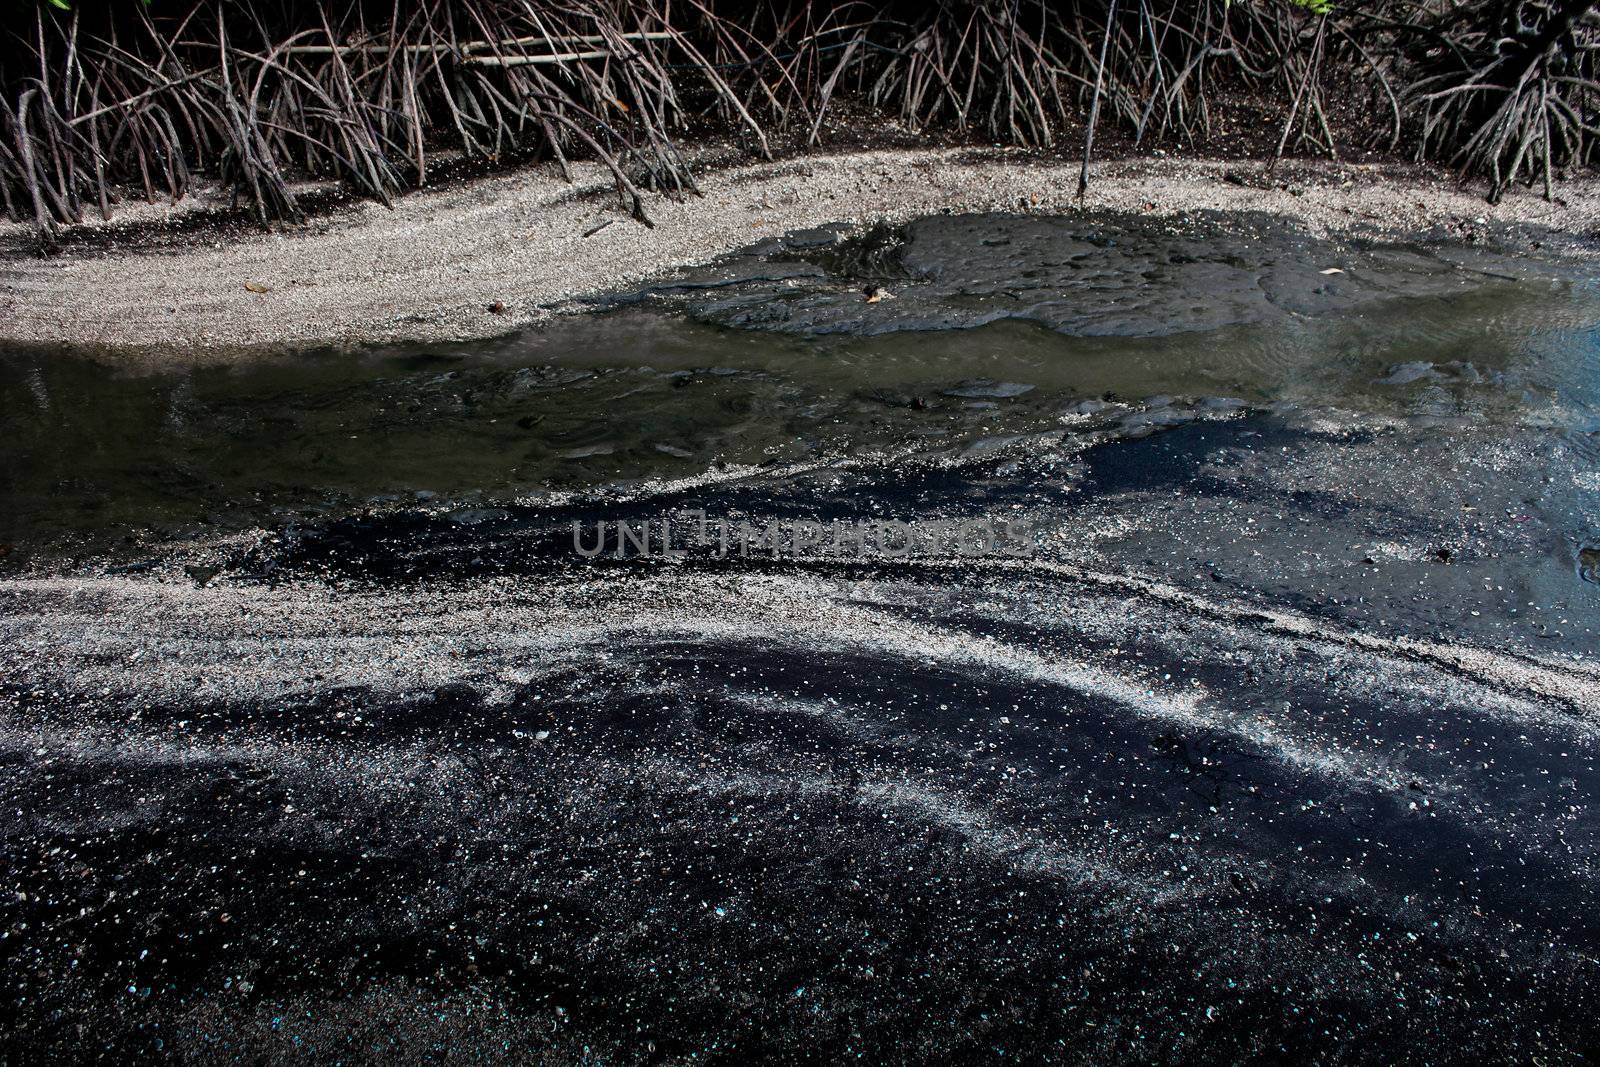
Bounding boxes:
[3,148,1597,363]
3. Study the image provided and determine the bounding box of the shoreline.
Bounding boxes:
[4,148,1599,365]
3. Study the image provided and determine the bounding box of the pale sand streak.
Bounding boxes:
[4,150,1597,362]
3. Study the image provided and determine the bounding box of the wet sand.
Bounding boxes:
[3,149,1598,363]
[3,206,1600,1062]
[4,407,1600,1062]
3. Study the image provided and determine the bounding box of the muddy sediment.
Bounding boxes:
[3,205,1600,1062]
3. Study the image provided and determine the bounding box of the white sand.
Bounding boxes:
[3,148,1596,363]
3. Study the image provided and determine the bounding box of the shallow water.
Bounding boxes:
[2,212,1599,1063]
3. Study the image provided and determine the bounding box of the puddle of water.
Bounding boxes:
[3,243,1598,556]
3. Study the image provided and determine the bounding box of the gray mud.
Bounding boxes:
[618,211,1574,336]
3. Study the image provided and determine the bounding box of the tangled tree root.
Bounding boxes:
[2,0,1596,240]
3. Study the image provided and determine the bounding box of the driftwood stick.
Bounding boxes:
[462,31,672,52]
[461,49,615,66]
[278,31,672,56]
